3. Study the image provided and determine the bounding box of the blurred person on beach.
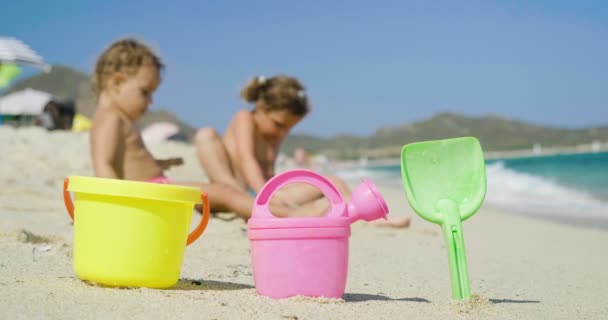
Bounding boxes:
[89,39,294,220]
[195,75,410,227]
[293,147,312,168]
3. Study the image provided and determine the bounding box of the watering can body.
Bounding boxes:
[248,169,388,299]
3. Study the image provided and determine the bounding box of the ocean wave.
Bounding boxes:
[485,162,608,218]
[335,166,399,182]
[336,162,608,219]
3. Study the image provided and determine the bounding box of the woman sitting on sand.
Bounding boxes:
[195,75,410,227]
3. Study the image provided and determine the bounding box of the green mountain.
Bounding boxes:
[5,65,96,117]
[282,113,608,159]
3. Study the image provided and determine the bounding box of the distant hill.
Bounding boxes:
[2,65,196,140]
[282,112,608,159]
[5,65,96,117]
[4,65,607,158]
[370,112,608,149]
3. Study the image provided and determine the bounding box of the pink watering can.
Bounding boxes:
[248,169,389,299]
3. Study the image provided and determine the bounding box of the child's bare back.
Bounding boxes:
[91,107,163,181]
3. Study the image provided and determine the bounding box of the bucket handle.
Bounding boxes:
[63,178,74,220]
[187,193,210,246]
[63,178,210,246]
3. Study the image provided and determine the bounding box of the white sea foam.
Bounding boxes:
[336,162,608,219]
[484,162,608,218]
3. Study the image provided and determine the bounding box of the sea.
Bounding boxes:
[335,151,608,227]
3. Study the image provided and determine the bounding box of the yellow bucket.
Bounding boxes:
[63,176,210,288]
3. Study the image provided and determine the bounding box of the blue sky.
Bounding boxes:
[3,1,607,136]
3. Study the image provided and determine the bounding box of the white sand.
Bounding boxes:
[1,126,607,319]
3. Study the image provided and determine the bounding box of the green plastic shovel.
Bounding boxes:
[400,137,486,300]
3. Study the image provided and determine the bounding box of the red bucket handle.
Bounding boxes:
[63,178,74,220]
[187,193,210,246]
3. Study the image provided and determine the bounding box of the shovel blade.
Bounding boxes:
[400,137,486,224]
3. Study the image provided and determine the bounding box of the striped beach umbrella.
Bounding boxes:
[0,37,50,71]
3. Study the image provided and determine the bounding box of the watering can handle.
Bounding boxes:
[252,169,346,219]
[62,178,209,246]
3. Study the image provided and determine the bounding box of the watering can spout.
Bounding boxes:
[347,179,389,224]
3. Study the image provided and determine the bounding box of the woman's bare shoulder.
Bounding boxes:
[232,109,253,121]
[227,109,254,129]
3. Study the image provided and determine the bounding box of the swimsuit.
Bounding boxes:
[147,176,173,184]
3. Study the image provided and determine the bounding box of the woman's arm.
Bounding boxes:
[232,111,267,193]
[156,157,184,170]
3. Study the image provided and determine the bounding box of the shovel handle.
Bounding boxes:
[441,202,471,300]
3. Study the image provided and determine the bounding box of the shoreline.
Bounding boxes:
[380,183,608,233]
[334,148,608,169]
[320,141,608,167]
[331,161,608,234]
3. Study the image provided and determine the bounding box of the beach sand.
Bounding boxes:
[1,126,607,319]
